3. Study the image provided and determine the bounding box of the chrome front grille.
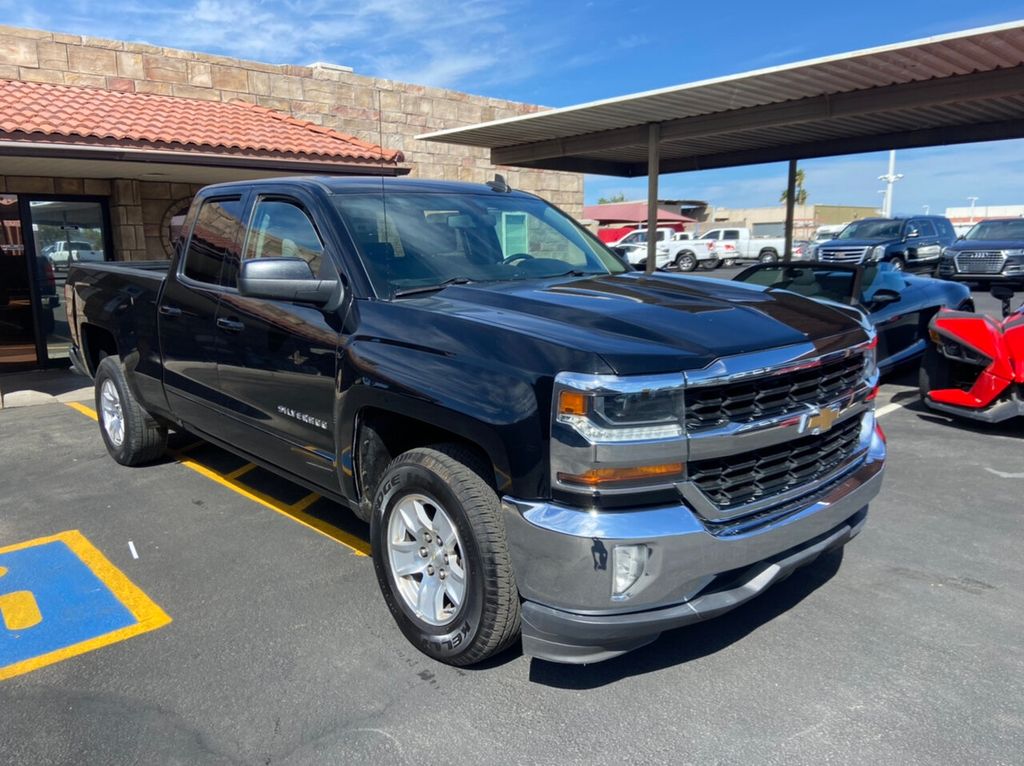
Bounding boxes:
[688,416,863,510]
[684,354,865,433]
[818,246,869,263]
[955,251,1006,275]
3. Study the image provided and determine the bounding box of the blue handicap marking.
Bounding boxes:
[0,531,171,680]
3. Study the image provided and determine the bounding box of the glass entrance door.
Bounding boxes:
[25,199,111,367]
[0,195,37,371]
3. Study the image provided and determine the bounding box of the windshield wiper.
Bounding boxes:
[391,277,476,298]
[547,269,598,278]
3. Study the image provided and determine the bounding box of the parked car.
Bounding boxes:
[697,227,788,264]
[817,216,957,272]
[609,226,676,247]
[936,217,1024,288]
[733,261,973,372]
[920,285,1024,423]
[45,239,104,270]
[66,176,884,666]
[806,225,847,260]
[620,237,718,271]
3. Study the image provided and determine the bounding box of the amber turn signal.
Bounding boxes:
[558,390,588,416]
[557,462,685,487]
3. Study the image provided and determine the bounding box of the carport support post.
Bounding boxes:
[645,123,661,275]
[783,158,797,263]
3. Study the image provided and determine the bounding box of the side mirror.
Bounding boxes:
[906,229,919,239]
[238,258,338,306]
[870,288,902,306]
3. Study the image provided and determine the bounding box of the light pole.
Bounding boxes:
[877,150,903,217]
[967,196,979,223]
[922,204,930,215]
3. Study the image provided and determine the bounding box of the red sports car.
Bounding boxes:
[920,287,1024,423]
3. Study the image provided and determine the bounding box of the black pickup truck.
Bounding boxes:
[66,177,886,665]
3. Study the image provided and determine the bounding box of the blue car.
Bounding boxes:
[733,262,973,372]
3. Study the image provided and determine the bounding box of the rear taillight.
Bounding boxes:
[44,259,55,288]
[875,421,886,444]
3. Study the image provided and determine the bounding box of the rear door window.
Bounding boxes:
[723,230,740,240]
[183,197,244,286]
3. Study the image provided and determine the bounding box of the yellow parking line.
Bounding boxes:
[225,463,257,480]
[64,402,98,421]
[64,402,370,557]
[172,455,370,556]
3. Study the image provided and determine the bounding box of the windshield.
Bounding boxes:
[736,263,903,306]
[333,192,626,297]
[736,265,857,304]
[963,219,1024,241]
[837,220,903,240]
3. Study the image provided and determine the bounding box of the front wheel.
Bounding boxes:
[371,444,521,666]
[94,356,167,465]
[888,256,905,272]
[674,251,698,272]
[918,344,953,402]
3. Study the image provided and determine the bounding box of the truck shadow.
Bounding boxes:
[527,548,844,689]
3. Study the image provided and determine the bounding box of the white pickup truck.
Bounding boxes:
[697,227,786,265]
[45,240,104,270]
[621,232,719,272]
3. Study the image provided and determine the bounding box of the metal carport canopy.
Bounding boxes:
[418,21,1024,177]
[420,20,1024,270]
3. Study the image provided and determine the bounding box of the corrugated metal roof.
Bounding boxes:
[418,21,1024,176]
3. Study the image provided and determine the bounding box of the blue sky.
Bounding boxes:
[4,0,1023,213]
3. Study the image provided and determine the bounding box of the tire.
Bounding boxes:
[94,356,167,466]
[371,444,521,666]
[674,251,698,272]
[701,257,722,271]
[758,249,778,264]
[888,256,905,272]
[918,344,953,402]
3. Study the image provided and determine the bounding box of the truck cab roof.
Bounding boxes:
[199,176,538,199]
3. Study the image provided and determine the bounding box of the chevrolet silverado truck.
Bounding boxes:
[65,177,886,666]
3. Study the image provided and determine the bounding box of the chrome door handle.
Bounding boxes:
[158,304,182,317]
[216,317,245,332]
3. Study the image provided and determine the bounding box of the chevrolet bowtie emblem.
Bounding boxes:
[287,350,308,366]
[804,405,840,434]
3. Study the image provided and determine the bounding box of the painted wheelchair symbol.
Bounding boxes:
[0,566,43,631]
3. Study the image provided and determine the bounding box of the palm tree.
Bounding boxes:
[780,169,808,205]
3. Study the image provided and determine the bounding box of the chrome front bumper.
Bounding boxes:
[503,426,886,663]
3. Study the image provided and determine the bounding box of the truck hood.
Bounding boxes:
[419,272,866,375]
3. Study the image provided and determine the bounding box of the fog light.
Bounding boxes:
[612,544,648,598]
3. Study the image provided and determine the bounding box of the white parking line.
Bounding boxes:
[876,402,903,418]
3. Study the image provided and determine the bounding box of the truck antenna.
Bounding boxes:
[486,174,511,193]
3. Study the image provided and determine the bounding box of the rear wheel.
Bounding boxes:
[701,257,722,270]
[94,356,167,465]
[371,444,521,666]
[758,249,778,264]
[674,251,698,272]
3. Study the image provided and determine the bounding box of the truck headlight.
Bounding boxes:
[868,245,886,262]
[551,371,686,492]
[863,335,878,379]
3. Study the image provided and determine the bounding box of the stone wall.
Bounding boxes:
[0,25,583,217]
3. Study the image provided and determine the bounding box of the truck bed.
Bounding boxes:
[65,260,170,379]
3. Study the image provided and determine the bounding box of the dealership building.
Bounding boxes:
[0,25,582,372]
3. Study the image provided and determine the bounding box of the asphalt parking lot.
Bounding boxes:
[1,278,1021,766]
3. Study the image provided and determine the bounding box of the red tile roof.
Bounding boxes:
[0,78,403,165]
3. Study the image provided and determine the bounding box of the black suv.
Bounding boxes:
[937,217,1024,288]
[817,216,957,272]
